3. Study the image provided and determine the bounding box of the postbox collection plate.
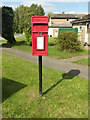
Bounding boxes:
[32,16,48,56]
[37,36,44,50]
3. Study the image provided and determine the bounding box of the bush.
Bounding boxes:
[2,6,16,44]
[57,30,81,52]
[48,37,57,46]
[24,26,32,46]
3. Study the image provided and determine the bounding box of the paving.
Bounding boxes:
[14,34,24,38]
[60,55,90,61]
[2,47,89,80]
[0,36,5,41]
[0,34,23,41]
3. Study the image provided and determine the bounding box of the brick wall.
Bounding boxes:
[88,28,90,44]
[53,29,58,37]
[73,24,86,43]
[51,18,72,25]
[88,28,90,33]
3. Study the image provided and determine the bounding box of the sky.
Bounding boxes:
[0,0,89,15]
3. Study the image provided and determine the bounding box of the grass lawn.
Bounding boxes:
[88,50,90,55]
[2,53,88,118]
[48,46,88,59]
[0,40,7,45]
[73,58,90,66]
[1,36,88,59]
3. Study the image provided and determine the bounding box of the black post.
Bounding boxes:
[39,56,42,96]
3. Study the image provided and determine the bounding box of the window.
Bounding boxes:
[67,18,69,21]
[89,24,90,28]
[71,19,75,22]
[51,21,53,24]
[55,31,58,37]
[79,24,82,32]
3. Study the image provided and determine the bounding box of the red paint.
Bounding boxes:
[32,16,48,56]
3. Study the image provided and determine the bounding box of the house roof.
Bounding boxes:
[49,22,72,28]
[71,14,90,24]
[50,14,86,19]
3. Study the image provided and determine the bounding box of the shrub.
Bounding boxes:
[48,37,57,46]
[57,30,81,52]
[24,26,32,46]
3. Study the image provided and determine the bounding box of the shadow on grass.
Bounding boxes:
[2,77,27,102]
[42,70,80,96]
[48,43,56,46]
[2,40,32,48]
[57,47,86,53]
[2,41,26,48]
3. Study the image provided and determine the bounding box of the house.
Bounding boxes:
[71,14,90,45]
[48,13,86,37]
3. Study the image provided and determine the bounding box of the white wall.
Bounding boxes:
[85,23,88,43]
[48,28,53,37]
[48,28,59,37]
[49,17,51,26]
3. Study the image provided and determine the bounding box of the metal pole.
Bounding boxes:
[39,56,42,96]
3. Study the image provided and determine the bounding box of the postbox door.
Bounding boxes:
[32,16,48,56]
[32,32,48,55]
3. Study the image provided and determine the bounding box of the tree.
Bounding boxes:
[2,6,16,44]
[37,5,45,16]
[24,9,35,30]
[14,5,27,33]
[13,4,45,33]
[0,7,2,35]
[18,5,25,33]
[13,4,45,45]
[13,7,19,33]
[48,12,53,18]
[29,4,38,15]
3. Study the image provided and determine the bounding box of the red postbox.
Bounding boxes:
[32,16,48,56]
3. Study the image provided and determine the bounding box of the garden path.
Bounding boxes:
[2,47,89,80]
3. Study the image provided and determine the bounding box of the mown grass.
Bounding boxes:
[0,40,7,45]
[2,53,88,118]
[88,50,90,55]
[48,46,88,59]
[1,36,88,59]
[73,58,90,66]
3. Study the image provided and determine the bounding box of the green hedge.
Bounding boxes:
[57,30,81,52]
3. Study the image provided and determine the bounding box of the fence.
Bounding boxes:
[59,28,78,34]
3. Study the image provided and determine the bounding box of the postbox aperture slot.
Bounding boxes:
[37,36,44,50]
[33,23,48,26]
